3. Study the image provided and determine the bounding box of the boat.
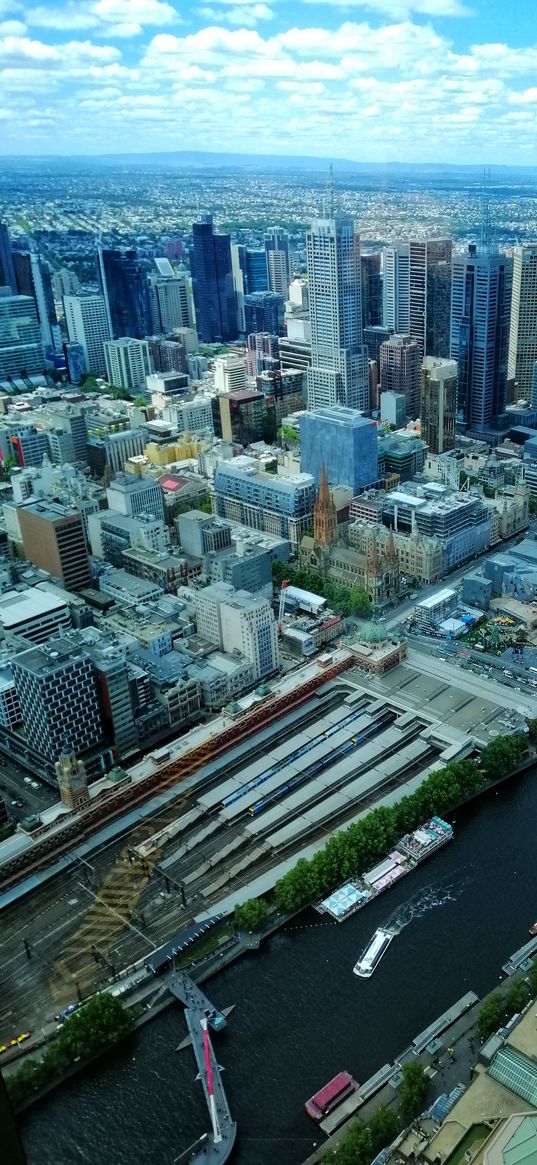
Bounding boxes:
[317,817,454,923]
[529,921,537,936]
[353,928,394,978]
[305,1071,358,1121]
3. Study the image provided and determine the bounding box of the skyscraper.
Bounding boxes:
[508,244,537,398]
[451,244,513,431]
[12,251,59,351]
[190,217,236,344]
[244,291,284,336]
[12,641,103,763]
[0,295,43,378]
[421,356,457,454]
[379,334,420,420]
[148,259,194,333]
[361,252,383,328]
[0,222,16,291]
[384,240,452,360]
[307,214,369,411]
[300,406,378,494]
[265,228,290,296]
[97,246,152,340]
[64,293,111,375]
[104,337,151,391]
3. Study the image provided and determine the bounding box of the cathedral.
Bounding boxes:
[299,465,400,606]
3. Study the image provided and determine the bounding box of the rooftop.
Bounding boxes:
[0,587,67,629]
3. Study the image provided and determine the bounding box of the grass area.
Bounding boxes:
[14,213,32,234]
[447,1123,491,1165]
[174,923,235,969]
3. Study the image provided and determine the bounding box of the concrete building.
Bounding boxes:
[508,244,537,398]
[162,395,214,436]
[191,582,279,680]
[88,509,167,564]
[86,428,147,476]
[148,264,193,334]
[0,295,43,379]
[214,354,246,395]
[64,294,111,376]
[421,356,458,454]
[11,640,103,763]
[0,588,71,643]
[307,214,369,412]
[212,388,268,447]
[146,371,188,399]
[106,473,165,522]
[148,337,186,374]
[300,406,379,494]
[55,747,89,811]
[214,456,316,545]
[99,568,164,606]
[12,250,59,352]
[265,227,290,296]
[246,332,279,376]
[18,501,91,591]
[380,333,420,420]
[383,243,410,333]
[104,338,152,392]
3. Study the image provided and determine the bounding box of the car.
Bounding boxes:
[30,781,39,789]
[54,1003,79,1022]
[10,799,23,808]
[0,1031,31,1054]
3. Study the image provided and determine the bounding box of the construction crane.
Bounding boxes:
[278,579,288,633]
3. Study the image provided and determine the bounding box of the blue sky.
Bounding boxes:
[0,0,536,161]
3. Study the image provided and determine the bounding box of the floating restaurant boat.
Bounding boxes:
[305,1071,358,1121]
[353,928,395,978]
[317,817,454,923]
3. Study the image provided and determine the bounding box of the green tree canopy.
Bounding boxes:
[399,1059,429,1123]
[477,992,503,1040]
[234,898,269,931]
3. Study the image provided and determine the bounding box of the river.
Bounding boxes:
[19,769,537,1165]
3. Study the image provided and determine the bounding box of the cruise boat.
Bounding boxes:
[353,928,394,978]
[529,921,537,936]
[305,1071,358,1121]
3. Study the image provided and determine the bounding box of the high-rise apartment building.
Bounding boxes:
[214,456,315,545]
[451,244,513,431]
[0,295,43,378]
[300,406,378,494]
[52,268,80,301]
[361,252,383,328]
[307,214,369,411]
[64,294,111,375]
[508,244,537,398]
[420,356,457,454]
[379,333,420,420]
[86,428,147,476]
[97,246,152,340]
[265,228,290,296]
[104,337,152,391]
[0,222,16,291]
[191,217,236,343]
[18,501,92,590]
[148,337,186,374]
[12,640,103,763]
[149,259,194,333]
[246,332,279,376]
[12,251,59,351]
[214,353,247,394]
[384,240,452,360]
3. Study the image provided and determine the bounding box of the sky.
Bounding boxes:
[0,0,537,161]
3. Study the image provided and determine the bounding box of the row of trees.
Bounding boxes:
[272,559,371,617]
[233,734,529,927]
[478,959,537,1040]
[6,993,133,1108]
[322,1061,429,1165]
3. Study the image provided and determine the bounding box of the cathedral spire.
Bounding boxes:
[314,464,338,546]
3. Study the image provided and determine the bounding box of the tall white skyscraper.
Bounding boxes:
[104,337,151,391]
[384,240,452,360]
[383,244,410,333]
[508,244,537,398]
[64,294,111,375]
[149,259,194,334]
[306,214,369,411]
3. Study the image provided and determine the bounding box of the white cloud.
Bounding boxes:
[0,19,26,34]
[300,0,470,17]
[25,0,179,36]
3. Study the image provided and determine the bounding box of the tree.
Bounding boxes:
[278,425,300,445]
[528,959,537,998]
[477,992,503,1040]
[399,1060,429,1123]
[481,734,528,779]
[505,979,530,1016]
[56,993,132,1060]
[234,898,269,931]
[527,718,537,742]
[132,395,148,408]
[368,1106,399,1154]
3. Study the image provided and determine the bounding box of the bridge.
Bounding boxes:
[168,971,237,1164]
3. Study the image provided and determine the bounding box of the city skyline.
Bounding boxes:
[0,0,535,161]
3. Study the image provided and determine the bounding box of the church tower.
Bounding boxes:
[314,463,338,546]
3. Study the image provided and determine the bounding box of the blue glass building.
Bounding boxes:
[300,406,379,495]
[0,222,16,291]
[450,244,512,431]
[244,291,284,336]
[191,218,237,343]
[97,247,152,340]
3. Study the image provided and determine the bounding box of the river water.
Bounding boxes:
[20,770,537,1165]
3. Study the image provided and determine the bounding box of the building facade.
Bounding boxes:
[97,246,152,340]
[379,333,420,420]
[190,217,236,343]
[214,457,316,545]
[104,338,152,391]
[421,356,457,454]
[508,244,537,398]
[300,405,379,494]
[18,501,92,590]
[307,214,369,412]
[0,295,43,379]
[12,641,103,763]
[64,294,111,376]
[451,244,513,431]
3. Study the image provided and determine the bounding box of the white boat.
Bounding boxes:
[353,928,394,978]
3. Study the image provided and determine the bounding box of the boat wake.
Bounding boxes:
[384,867,475,935]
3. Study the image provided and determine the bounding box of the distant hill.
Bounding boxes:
[2,151,537,180]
